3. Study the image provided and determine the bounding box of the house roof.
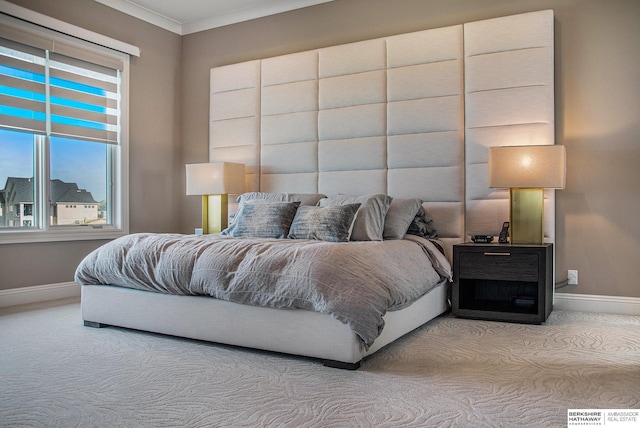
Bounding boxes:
[1,177,34,204]
[50,179,98,204]
[1,177,98,205]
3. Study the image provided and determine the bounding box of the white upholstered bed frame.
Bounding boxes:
[82,10,555,369]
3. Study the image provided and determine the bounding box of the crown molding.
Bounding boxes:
[95,0,334,35]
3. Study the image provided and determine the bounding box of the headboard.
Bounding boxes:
[208,10,554,259]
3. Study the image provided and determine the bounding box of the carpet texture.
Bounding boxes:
[1,298,639,427]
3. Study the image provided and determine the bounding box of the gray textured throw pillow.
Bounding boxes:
[288,203,361,242]
[221,201,300,238]
[318,194,392,241]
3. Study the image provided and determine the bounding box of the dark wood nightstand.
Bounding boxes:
[452,243,553,324]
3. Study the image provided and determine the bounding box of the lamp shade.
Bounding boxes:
[489,145,566,189]
[186,162,245,195]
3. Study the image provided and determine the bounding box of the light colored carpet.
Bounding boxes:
[1,298,639,428]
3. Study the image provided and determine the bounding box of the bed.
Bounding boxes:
[76,10,555,369]
[77,194,452,369]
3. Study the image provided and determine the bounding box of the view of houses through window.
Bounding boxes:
[0,129,108,228]
[0,177,105,228]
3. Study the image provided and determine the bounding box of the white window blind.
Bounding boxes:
[0,38,47,135]
[48,53,120,144]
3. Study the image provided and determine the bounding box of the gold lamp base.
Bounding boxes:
[510,188,544,244]
[201,194,229,234]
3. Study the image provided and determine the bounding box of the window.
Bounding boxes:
[0,13,130,243]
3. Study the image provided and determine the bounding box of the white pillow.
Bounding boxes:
[383,198,422,240]
[236,192,326,206]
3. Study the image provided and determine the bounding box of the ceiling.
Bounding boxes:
[94,0,335,35]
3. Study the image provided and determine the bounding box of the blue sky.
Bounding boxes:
[0,129,107,202]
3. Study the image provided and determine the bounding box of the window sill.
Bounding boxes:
[0,227,128,244]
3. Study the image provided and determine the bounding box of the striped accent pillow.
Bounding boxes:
[288,204,360,242]
[221,201,300,238]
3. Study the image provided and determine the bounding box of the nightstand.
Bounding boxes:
[452,243,553,324]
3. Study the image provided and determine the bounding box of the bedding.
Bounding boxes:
[75,233,450,348]
[287,203,361,242]
[220,200,300,238]
[407,205,439,239]
[383,198,423,240]
[318,194,393,241]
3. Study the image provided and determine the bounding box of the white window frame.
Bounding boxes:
[0,5,136,244]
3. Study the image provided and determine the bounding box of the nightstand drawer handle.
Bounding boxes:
[483,252,511,256]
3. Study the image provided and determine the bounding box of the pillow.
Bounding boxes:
[288,204,360,242]
[221,201,300,238]
[406,205,439,239]
[236,192,326,206]
[318,194,392,241]
[383,198,423,240]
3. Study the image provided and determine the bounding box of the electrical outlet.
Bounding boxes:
[568,270,578,285]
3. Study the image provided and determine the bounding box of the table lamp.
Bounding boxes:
[186,162,245,234]
[488,145,566,244]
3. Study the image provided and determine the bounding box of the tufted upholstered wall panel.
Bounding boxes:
[317,38,388,198]
[209,60,261,191]
[209,10,554,255]
[464,10,555,240]
[260,50,319,191]
[385,26,464,251]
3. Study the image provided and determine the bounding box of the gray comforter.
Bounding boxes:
[75,233,451,347]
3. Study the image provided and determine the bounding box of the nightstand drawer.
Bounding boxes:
[458,252,538,282]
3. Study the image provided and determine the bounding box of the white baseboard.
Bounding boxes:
[1,285,638,317]
[0,282,80,308]
[554,292,640,316]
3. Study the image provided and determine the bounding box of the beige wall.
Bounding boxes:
[1,0,182,289]
[2,0,639,300]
